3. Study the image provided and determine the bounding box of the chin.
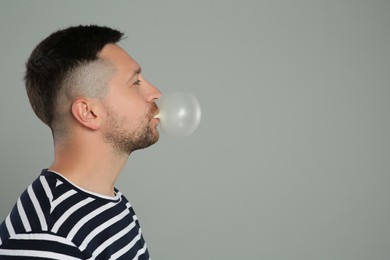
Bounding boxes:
[131,132,160,153]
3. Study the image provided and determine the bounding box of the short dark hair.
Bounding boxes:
[25,25,124,128]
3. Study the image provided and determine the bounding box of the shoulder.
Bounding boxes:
[0,170,149,259]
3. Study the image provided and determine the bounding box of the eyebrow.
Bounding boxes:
[126,66,142,84]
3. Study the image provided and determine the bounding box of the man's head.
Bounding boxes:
[25,25,161,154]
[25,25,122,130]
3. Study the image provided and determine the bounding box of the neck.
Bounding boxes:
[49,136,129,197]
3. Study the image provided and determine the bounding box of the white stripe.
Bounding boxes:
[125,203,138,221]
[5,214,15,237]
[51,189,77,213]
[133,243,148,260]
[10,233,75,246]
[87,221,136,260]
[40,176,53,202]
[52,197,95,233]
[56,180,63,187]
[17,198,32,232]
[0,249,81,260]
[27,185,48,231]
[79,204,132,251]
[67,202,116,240]
[109,232,142,260]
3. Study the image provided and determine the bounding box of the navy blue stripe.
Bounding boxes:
[56,199,101,237]
[31,177,51,216]
[42,171,120,202]
[50,192,84,218]
[83,209,135,254]
[8,206,23,234]
[19,191,41,231]
[0,222,10,243]
[129,236,149,259]
[71,202,123,245]
[2,237,84,258]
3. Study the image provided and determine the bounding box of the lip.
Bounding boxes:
[152,109,160,119]
[150,109,160,124]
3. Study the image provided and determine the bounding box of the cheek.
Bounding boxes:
[106,90,149,122]
[119,99,149,123]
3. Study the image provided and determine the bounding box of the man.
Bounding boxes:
[0,25,161,259]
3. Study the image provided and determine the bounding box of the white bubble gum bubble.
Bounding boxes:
[156,92,201,137]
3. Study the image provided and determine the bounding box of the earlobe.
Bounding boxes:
[71,99,101,130]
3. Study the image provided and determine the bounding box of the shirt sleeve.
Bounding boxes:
[0,232,84,259]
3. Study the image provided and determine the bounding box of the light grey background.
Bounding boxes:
[1,1,389,259]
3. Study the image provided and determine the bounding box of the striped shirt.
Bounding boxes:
[0,169,150,259]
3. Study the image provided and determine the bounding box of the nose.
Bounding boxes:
[142,78,161,102]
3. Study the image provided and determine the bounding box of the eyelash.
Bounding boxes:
[134,80,142,86]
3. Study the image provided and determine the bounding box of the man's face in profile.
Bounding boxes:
[99,44,161,154]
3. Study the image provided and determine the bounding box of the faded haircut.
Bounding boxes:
[24,25,123,138]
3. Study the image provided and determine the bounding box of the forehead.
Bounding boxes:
[98,44,140,74]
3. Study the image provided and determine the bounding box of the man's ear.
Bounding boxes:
[71,99,101,130]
